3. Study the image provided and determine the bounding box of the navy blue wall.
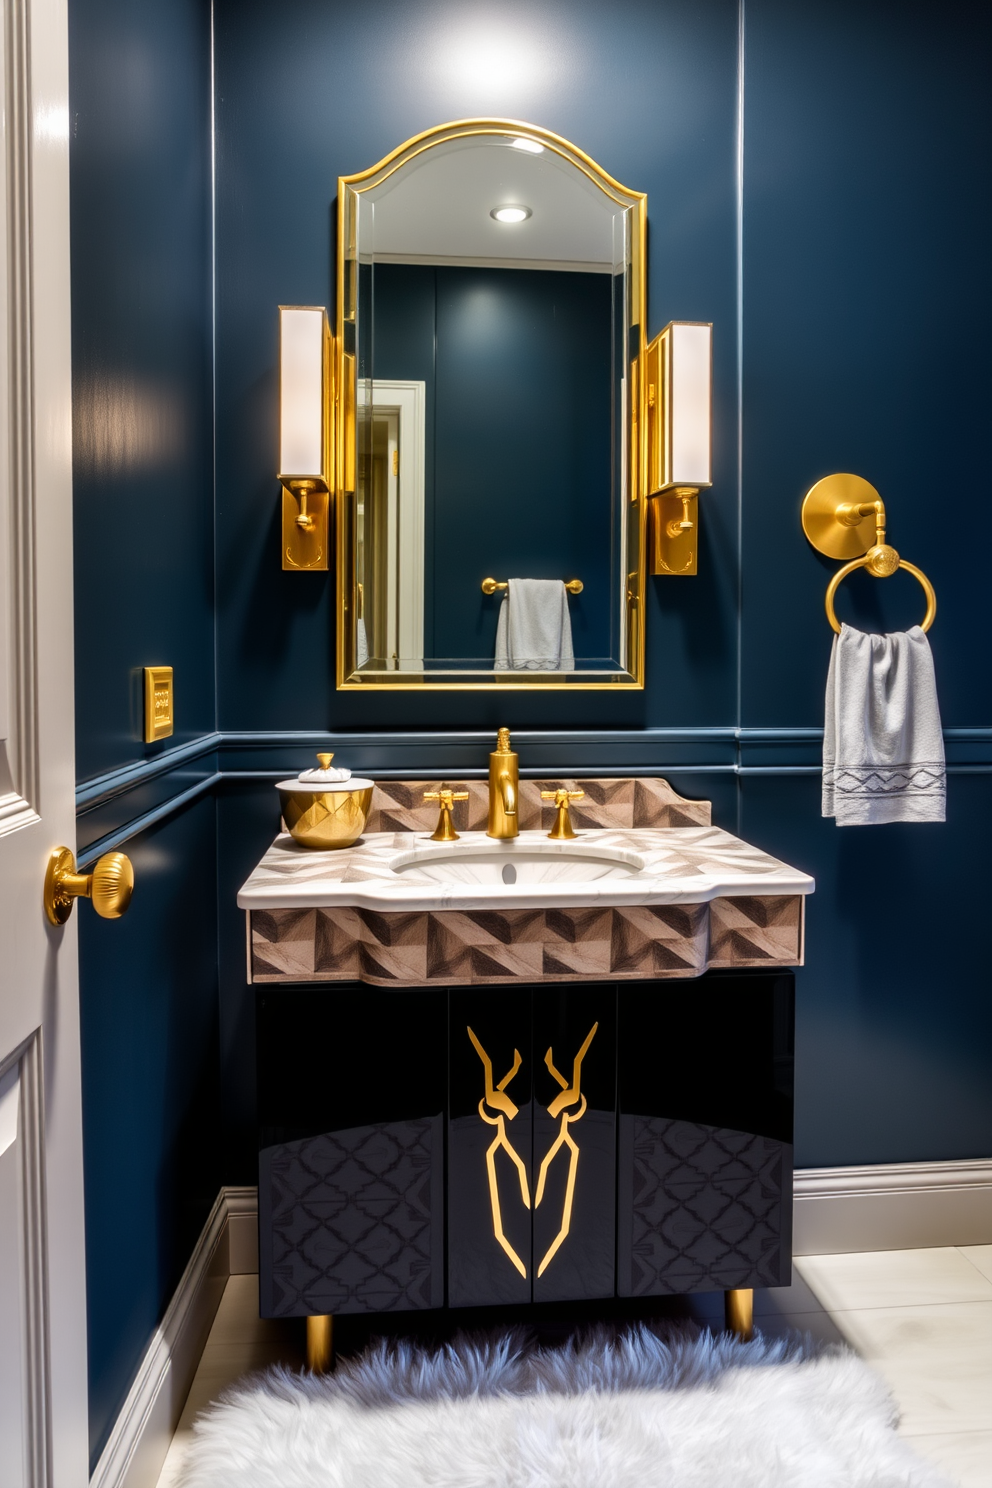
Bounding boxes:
[211,0,990,1175]
[69,0,217,1465]
[213,0,740,731]
[71,0,991,1461]
[78,800,219,1465]
[71,0,216,781]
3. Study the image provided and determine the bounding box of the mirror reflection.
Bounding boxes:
[339,125,645,687]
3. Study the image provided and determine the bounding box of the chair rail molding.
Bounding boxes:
[74,726,992,859]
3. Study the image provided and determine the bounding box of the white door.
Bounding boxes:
[0,0,89,1482]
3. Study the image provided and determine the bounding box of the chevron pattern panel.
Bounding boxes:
[250,895,802,985]
[618,1116,790,1295]
[258,1117,443,1317]
[364,776,712,835]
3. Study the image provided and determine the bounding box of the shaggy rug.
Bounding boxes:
[178,1324,950,1488]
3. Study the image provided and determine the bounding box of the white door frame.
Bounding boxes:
[359,380,426,665]
[0,0,87,1481]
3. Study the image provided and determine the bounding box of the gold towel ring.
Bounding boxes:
[825,547,937,634]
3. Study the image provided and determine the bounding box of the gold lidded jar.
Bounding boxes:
[276,752,374,849]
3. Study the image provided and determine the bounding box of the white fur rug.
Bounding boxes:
[178,1325,950,1488]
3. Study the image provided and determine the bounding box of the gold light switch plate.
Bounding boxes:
[144,666,174,742]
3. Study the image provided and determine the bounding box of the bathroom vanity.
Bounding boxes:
[239,774,813,1339]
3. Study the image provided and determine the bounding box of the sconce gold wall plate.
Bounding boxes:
[281,482,330,571]
[802,473,881,559]
[649,490,698,575]
[144,666,174,742]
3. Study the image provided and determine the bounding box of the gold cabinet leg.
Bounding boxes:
[724,1288,753,1340]
[306,1314,333,1372]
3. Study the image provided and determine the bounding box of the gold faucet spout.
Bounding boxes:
[499,771,517,818]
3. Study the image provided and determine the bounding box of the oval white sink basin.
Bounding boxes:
[389,839,645,886]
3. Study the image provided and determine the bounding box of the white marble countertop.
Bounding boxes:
[237,826,815,914]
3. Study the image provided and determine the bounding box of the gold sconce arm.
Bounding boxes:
[44,847,134,926]
[423,787,469,842]
[540,787,585,840]
[666,487,697,537]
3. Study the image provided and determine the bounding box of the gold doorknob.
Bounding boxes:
[44,846,134,926]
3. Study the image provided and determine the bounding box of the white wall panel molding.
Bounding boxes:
[0,1035,50,1488]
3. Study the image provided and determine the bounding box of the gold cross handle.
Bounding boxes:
[424,787,469,842]
[540,787,585,840]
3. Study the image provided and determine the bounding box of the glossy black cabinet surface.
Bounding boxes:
[257,971,793,1318]
[257,988,446,1317]
[617,975,793,1296]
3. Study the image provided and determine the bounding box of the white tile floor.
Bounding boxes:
[156,1245,992,1488]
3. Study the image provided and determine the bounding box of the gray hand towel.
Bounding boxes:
[822,623,945,825]
[494,579,575,672]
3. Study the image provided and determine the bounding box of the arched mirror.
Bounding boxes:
[335,120,646,689]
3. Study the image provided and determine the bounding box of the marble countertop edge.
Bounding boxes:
[237,828,815,912]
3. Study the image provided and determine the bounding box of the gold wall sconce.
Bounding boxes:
[646,321,712,575]
[278,305,331,571]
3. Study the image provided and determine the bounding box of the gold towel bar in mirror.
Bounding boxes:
[481,577,584,596]
[801,473,936,634]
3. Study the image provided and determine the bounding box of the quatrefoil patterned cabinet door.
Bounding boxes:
[616,972,795,1299]
[256,987,447,1318]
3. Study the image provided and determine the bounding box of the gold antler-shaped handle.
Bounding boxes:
[423,787,469,842]
[540,787,585,840]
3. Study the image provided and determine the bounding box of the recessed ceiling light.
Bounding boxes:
[490,205,532,223]
[510,137,544,153]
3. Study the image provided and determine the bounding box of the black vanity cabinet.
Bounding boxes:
[256,970,794,1319]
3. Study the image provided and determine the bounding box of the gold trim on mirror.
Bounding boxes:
[334,119,647,690]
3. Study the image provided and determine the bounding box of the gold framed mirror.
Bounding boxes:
[335,119,646,689]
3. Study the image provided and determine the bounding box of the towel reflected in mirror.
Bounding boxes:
[494,579,575,672]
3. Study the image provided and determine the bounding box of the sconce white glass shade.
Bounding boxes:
[279,306,326,479]
[668,322,712,488]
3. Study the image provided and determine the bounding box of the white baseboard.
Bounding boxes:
[90,1188,241,1488]
[793,1159,992,1254]
[90,1160,992,1487]
[225,1185,260,1275]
